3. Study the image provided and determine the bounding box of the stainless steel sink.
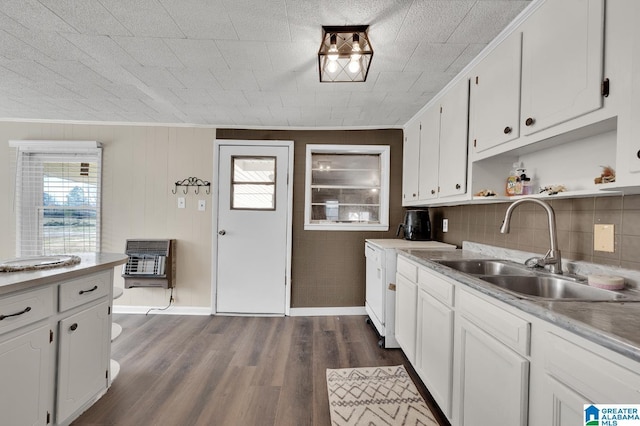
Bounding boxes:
[435,259,534,276]
[479,275,629,301]
[433,258,636,301]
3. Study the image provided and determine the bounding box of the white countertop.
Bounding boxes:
[0,252,128,296]
[366,239,456,250]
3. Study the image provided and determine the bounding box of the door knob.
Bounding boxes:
[218,230,226,235]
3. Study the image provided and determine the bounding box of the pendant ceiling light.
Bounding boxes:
[318,25,373,82]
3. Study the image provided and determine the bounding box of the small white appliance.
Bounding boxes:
[365,239,455,348]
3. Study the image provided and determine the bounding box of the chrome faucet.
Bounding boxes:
[500,198,563,274]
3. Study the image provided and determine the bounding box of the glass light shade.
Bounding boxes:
[348,59,361,73]
[328,44,339,62]
[318,25,373,82]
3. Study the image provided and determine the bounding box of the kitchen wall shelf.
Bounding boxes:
[471,186,622,204]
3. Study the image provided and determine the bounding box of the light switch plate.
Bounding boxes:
[443,218,449,233]
[594,224,614,252]
[198,200,206,211]
[178,197,185,209]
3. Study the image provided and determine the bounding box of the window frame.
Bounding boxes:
[10,140,102,257]
[304,144,390,231]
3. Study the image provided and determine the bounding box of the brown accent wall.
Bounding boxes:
[216,129,404,308]
[430,196,640,271]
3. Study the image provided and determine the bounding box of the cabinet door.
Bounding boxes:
[438,78,469,198]
[521,0,605,135]
[402,120,421,204]
[453,316,529,426]
[541,376,589,426]
[365,244,384,328]
[0,325,51,426]
[418,106,440,201]
[57,301,110,424]
[416,289,453,419]
[470,33,522,153]
[395,274,417,363]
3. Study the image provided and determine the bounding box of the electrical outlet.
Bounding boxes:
[443,218,449,233]
[177,197,185,209]
[594,224,615,252]
[198,200,206,211]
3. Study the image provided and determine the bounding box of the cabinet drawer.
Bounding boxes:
[457,289,530,356]
[544,332,640,402]
[0,287,54,336]
[418,267,454,306]
[397,256,417,282]
[59,271,111,312]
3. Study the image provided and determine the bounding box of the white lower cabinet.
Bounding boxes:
[57,300,110,424]
[538,376,587,426]
[395,273,418,364]
[453,315,529,426]
[397,255,640,426]
[0,325,51,426]
[416,288,454,419]
[529,326,640,426]
[0,269,115,426]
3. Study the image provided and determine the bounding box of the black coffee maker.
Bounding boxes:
[397,209,431,241]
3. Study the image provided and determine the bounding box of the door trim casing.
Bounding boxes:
[211,139,294,316]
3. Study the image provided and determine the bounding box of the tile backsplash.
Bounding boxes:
[430,195,640,271]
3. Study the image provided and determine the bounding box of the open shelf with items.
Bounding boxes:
[470,119,619,203]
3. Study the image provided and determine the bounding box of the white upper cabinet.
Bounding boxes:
[418,105,441,202]
[408,78,469,203]
[520,0,605,136]
[469,33,522,154]
[438,78,469,198]
[402,119,421,204]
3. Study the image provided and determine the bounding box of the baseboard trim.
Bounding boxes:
[113,305,367,317]
[113,305,211,316]
[289,306,367,316]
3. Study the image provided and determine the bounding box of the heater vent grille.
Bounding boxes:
[125,240,170,256]
[122,239,176,288]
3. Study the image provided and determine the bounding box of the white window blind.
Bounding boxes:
[11,141,102,256]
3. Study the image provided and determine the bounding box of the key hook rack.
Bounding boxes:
[172,177,211,195]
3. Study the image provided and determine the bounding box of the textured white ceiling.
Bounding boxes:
[0,0,532,128]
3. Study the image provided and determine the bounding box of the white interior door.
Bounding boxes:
[215,142,292,315]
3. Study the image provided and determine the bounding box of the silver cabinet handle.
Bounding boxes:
[218,230,226,235]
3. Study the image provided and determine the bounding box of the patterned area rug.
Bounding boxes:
[326,365,439,426]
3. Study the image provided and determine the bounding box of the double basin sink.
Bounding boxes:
[434,259,634,301]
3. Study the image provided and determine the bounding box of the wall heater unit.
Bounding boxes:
[122,239,176,288]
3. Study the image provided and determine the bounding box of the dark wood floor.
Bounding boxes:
[73,314,448,426]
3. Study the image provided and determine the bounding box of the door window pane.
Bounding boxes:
[231,157,276,210]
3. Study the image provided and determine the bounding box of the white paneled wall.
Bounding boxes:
[0,121,215,308]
